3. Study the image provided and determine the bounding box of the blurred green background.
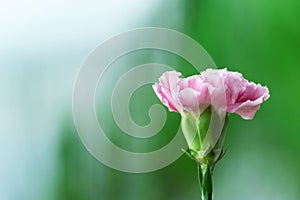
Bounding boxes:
[1,0,299,199]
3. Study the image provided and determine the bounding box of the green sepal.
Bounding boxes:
[181,148,198,162]
[198,106,212,142]
[181,107,213,153]
[181,112,201,151]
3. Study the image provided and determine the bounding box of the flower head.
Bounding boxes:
[153,68,270,163]
[153,68,270,119]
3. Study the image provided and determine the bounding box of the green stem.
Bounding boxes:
[198,163,213,200]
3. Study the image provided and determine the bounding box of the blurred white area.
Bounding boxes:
[0,0,161,55]
[0,0,160,199]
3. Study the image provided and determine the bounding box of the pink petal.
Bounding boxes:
[152,71,182,113]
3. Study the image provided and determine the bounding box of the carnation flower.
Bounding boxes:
[152,68,270,200]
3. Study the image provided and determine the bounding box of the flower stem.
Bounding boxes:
[198,163,213,200]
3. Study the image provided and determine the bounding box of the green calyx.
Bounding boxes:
[181,106,229,169]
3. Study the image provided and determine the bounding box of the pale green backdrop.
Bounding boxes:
[1,0,299,199]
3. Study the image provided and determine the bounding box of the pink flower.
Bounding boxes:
[152,72,211,116]
[153,68,270,187]
[153,68,270,120]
